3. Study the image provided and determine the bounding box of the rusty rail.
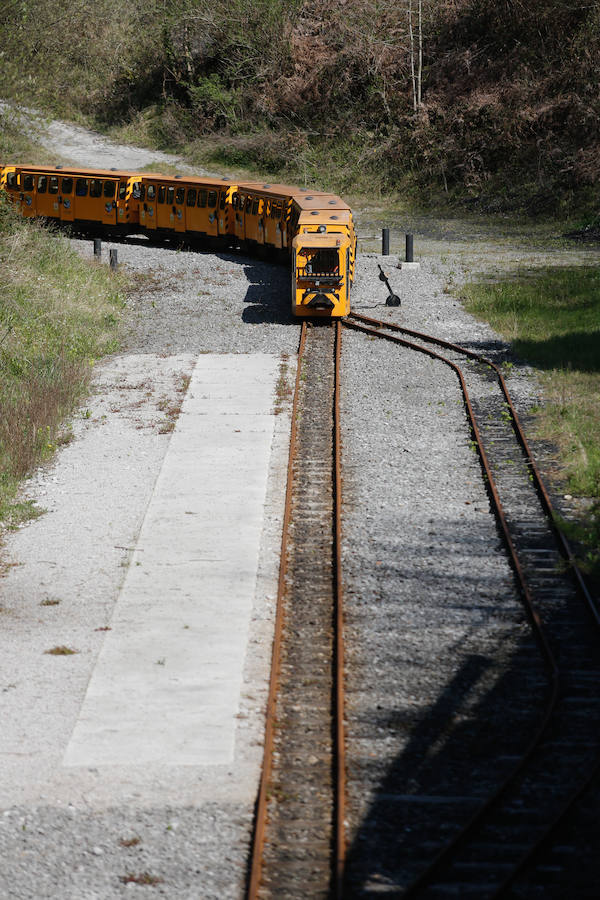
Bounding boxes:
[342,314,561,897]
[247,321,307,900]
[247,320,346,898]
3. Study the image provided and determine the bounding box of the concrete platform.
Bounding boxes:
[64,354,280,767]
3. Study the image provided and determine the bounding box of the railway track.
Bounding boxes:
[247,321,346,898]
[342,312,600,898]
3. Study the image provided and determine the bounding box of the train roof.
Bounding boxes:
[14,164,144,178]
[236,181,322,199]
[139,172,232,187]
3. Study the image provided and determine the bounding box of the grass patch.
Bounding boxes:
[0,197,127,528]
[461,266,600,578]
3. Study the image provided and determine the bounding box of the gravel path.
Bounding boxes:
[1,113,597,898]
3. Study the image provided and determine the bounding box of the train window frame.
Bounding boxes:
[147,184,156,201]
[232,193,239,210]
[103,180,116,199]
[245,196,253,213]
[61,177,73,194]
[186,188,197,207]
[208,190,217,208]
[118,183,127,200]
[23,174,34,192]
[252,198,259,215]
[220,191,226,210]
[175,186,185,205]
[37,175,48,193]
[48,176,59,195]
[89,179,102,198]
[158,185,166,204]
[198,189,207,208]
[166,186,175,205]
[75,178,88,196]
[6,172,18,190]
[137,184,145,201]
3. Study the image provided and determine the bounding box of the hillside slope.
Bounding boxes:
[1,0,598,211]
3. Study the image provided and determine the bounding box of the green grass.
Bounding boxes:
[0,197,126,529]
[461,266,600,578]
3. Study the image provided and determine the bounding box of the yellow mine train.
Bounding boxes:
[0,164,356,318]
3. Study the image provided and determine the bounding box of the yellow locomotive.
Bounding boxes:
[0,164,356,318]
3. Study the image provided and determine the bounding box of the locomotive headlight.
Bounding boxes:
[318,225,326,233]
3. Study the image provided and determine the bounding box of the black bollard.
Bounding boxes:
[382,227,390,256]
[109,248,118,271]
[93,238,101,259]
[405,233,414,263]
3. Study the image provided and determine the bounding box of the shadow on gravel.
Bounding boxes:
[342,630,550,894]
[241,262,296,327]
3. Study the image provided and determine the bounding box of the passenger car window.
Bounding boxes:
[61,177,73,194]
[147,184,156,201]
[175,187,185,205]
[49,176,59,195]
[103,181,116,198]
[76,178,88,196]
[166,187,175,205]
[187,188,197,206]
[198,189,207,208]
[6,172,17,189]
[158,186,166,204]
[118,183,127,200]
[220,191,226,210]
[208,191,217,208]
[38,175,48,193]
[252,199,259,215]
[89,179,102,198]
[23,174,34,191]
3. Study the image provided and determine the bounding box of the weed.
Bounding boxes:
[119,836,141,848]
[119,872,163,886]
[45,646,79,655]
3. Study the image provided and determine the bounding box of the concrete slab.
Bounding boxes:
[64,354,280,767]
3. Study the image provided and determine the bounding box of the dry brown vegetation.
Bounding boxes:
[1,0,598,212]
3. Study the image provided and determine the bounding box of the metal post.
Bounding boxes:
[109,249,118,271]
[93,238,101,259]
[405,234,414,263]
[382,227,390,256]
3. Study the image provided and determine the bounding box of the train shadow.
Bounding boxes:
[68,226,297,327]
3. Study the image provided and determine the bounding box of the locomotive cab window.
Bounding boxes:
[103,181,116,198]
[208,190,217,208]
[61,177,73,194]
[297,248,340,278]
[175,187,185,205]
[187,188,197,207]
[220,191,226,210]
[49,176,59,194]
[147,184,156,201]
[76,178,88,196]
[158,186,166,204]
[132,182,141,199]
[90,179,102,198]
[23,174,34,191]
[166,186,175,205]
[6,172,18,190]
[38,175,47,193]
[252,198,259,215]
[198,189,207,208]
[118,183,127,200]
